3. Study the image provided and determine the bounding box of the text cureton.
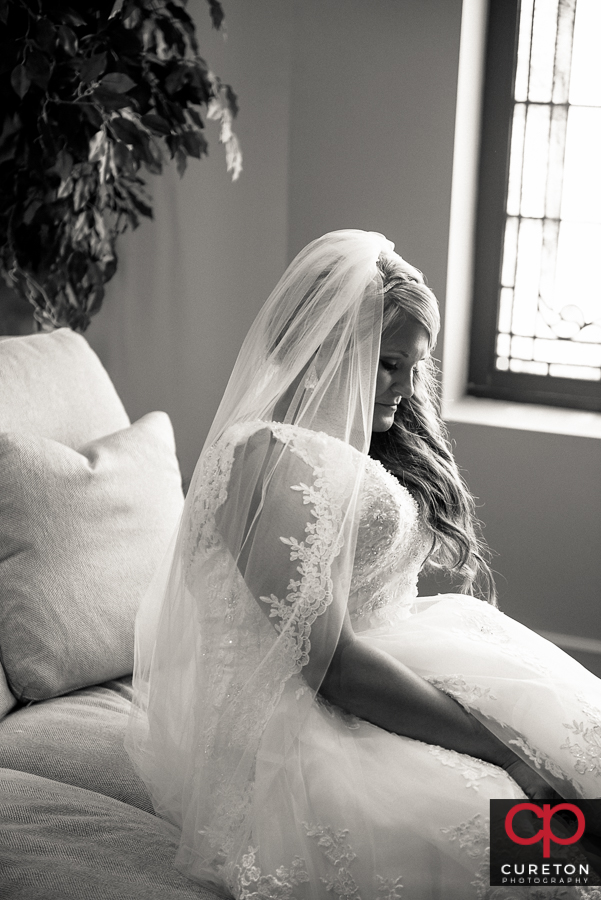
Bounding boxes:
[501,864,590,876]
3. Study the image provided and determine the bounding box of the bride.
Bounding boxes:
[127,230,601,899]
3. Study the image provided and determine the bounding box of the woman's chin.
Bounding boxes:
[372,409,395,433]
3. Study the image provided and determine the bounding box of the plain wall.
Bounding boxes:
[287,0,462,298]
[87,0,600,650]
[445,423,601,640]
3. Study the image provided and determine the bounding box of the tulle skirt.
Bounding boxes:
[225,595,601,899]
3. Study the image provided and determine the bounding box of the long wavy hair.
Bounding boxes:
[369,252,496,603]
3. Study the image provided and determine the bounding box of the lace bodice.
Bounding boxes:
[349,456,431,629]
[211,420,431,632]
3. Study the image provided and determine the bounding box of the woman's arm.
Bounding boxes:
[318,614,508,763]
[318,614,559,799]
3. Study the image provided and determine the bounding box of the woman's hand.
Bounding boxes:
[502,756,562,801]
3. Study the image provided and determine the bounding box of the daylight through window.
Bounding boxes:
[469,0,601,410]
[497,0,601,384]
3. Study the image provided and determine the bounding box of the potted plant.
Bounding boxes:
[0,0,241,332]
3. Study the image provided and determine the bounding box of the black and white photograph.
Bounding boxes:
[0,0,600,897]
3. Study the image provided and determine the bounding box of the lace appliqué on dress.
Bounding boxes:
[305,823,360,898]
[230,845,310,900]
[231,825,406,900]
[441,813,489,899]
[428,745,507,791]
[561,694,601,781]
[452,606,550,677]
[350,457,429,628]
[376,876,404,900]
[315,693,361,729]
[425,674,497,713]
[508,734,582,793]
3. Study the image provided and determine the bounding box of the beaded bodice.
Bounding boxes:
[349,456,432,630]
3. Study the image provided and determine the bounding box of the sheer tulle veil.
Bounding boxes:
[126,230,421,888]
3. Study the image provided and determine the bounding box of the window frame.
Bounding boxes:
[467,0,601,413]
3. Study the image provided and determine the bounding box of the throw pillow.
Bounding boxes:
[0,412,184,701]
[0,328,130,447]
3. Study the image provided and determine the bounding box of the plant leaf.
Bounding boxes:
[54,150,74,181]
[65,280,79,308]
[140,113,171,135]
[109,0,125,20]
[63,9,87,28]
[57,176,74,199]
[88,130,107,162]
[57,25,78,56]
[11,64,31,99]
[123,6,141,30]
[165,64,189,95]
[73,177,93,211]
[224,84,239,118]
[127,186,153,218]
[26,50,53,89]
[112,141,135,174]
[181,130,206,159]
[186,107,204,129]
[81,52,107,83]
[0,138,17,165]
[79,104,104,128]
[167,3,197,46]
[175,147,187,176]
[206,0,225,30]
[111,117,144,146]
[91,87,133,110]
[99,72,137,93]
[35,19,56,51]
[23,200,42,225]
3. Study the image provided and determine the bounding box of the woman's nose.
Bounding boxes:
[394,369,414,399]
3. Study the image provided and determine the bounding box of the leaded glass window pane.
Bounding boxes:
[494,0,601,386]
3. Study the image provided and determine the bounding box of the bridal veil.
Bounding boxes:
[126,230,425,886]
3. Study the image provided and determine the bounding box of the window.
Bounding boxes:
[469,0,601,411]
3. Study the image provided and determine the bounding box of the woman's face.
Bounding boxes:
[372,315,430,432]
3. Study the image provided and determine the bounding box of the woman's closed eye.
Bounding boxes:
[380,359,399,372]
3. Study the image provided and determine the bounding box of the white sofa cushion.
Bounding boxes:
[0,412,184,701]
[0,328,130,447]
[0,769,222,900]
[0,678,152,813]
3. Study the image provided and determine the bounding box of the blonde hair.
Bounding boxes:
[371,252,496,602]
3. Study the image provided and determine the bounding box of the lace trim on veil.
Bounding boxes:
[258,422,347,671]
[185,421,356,869]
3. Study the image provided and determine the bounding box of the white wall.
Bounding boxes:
[287,0,462,297]
[87,0,600,660]
[446,425,601,635]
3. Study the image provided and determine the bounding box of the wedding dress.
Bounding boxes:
[126,231,601,900]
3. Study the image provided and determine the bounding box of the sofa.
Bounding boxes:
[0,329,226,899]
